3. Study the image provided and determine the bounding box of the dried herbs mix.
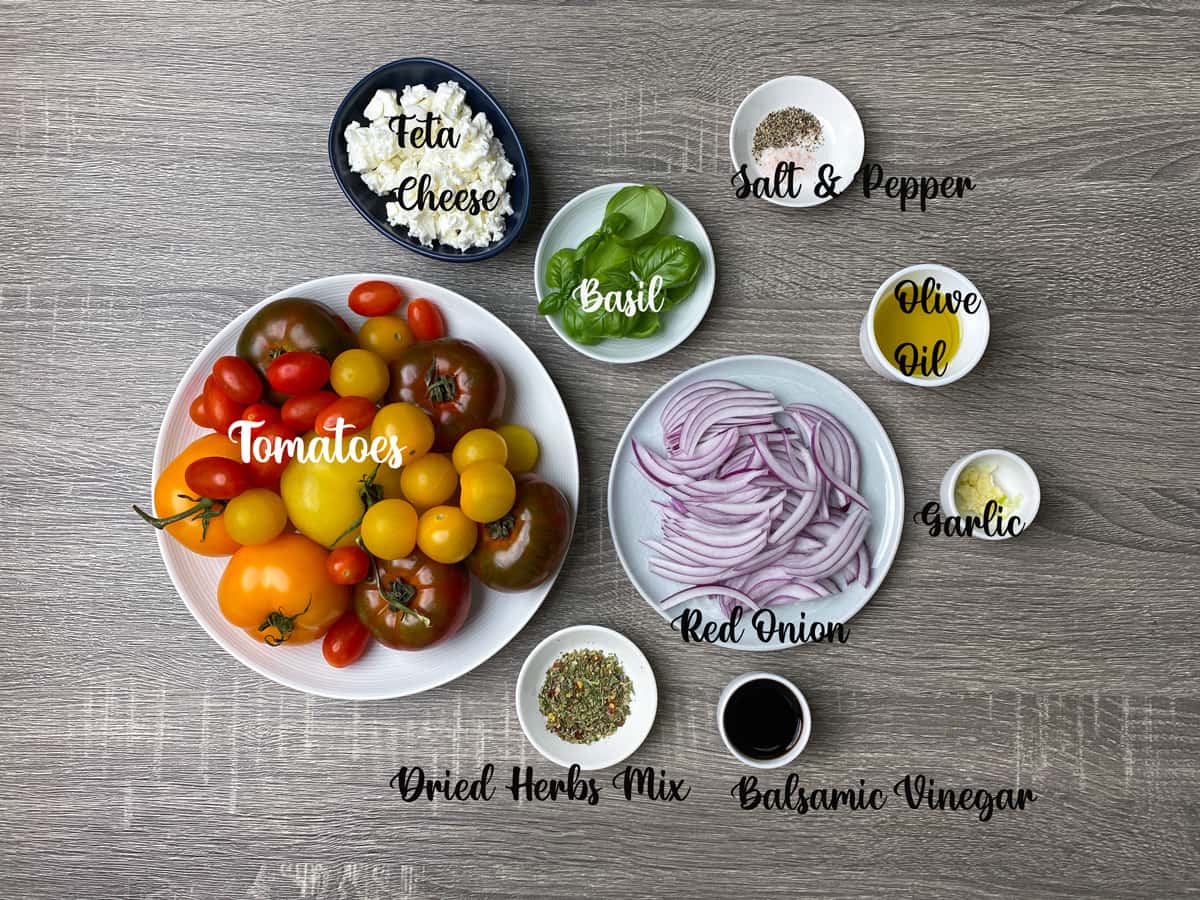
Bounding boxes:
[538,648,633,744]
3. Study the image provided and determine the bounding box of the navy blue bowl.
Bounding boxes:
[328,58,531,262]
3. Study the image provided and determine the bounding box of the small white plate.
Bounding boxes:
[150,273,579,700]
[533,183,716,364]
[608,355,904,651]
[729,76,865,208]
[515,625,657,770]
[940,448,1041,540]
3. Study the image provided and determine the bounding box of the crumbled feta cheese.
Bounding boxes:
[344,82,515,251]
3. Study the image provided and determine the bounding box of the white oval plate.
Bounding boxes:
[533,183,716,364]
[608,355,903,651]
[151,273,579,699]
[515,625,657,770]
[729,76,865,208]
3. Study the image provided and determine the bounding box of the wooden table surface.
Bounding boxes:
[2,1,1198,897]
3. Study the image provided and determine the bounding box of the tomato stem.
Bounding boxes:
[132,494,224,541]
[326,465,384,549]
[424,362,456,404]
[485,514,516,541]
[381,579,431,628]
[258,596,312,646]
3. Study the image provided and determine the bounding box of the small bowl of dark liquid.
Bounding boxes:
[717,673,812,768]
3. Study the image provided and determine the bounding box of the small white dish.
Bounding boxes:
[939,448,1041,540]
[729,75,865,208]
[515,625,658,770]
[859,263,990,387]
[533,183,716,364]
[717,672,812,768]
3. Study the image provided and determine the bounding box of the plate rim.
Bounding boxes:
[151,273,579,699]
[606,354,903,651]
[532,181,716,364]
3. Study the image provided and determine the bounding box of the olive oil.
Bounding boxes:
[873,284,961,378]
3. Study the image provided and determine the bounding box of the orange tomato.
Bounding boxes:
[152,433,244,556]
[218,533,350,645]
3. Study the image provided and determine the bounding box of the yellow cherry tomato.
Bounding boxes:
[222,488,289,545]
[458,460,516,523]
[400,452,458,509]
[360,498,418,559]
[279,434,404,549]
[372,402,434,464]
[417,505,478,563]
[452,427,508,473]
[358,315,414,362]
[331,348,390,402]
[498,425,539,473]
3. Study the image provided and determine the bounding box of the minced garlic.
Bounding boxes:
[955,462,1020,517]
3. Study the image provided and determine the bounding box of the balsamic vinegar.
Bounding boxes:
[724,678,804,760]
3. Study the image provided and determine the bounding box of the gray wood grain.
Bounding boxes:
[2,0,1199,897]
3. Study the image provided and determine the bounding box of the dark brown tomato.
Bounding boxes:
[354,551,471,650]
[467,477,571,592]
[236,298,355,403]
[387,339,506,451]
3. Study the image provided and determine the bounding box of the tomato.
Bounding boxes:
[331,348,389,402]
[281,390,337,433]
[355,551,470,650]
[223,488,288,545]
[189,394,211,429]
[400,452,458,509]
[204,378,245,437]
[242,402,281,426]
[417,505,477,564]
[372,402,434,465]
[407,299,445,342]
[326,545,370,585]
[267,351,331,396]
[236,298,356,403]
[213,355,263,405]
[358,315,414,362]
[349,280,404,317]
[279,434,403,548]
[498,425,539,473]
[468,477,571,592]
[184,457,254,500]
[314,396,377,438]
[458,460,516,523]
[245,421,296,489]
[322,611,372,667]
[134,434,243,556]
[388,339,506,450]
[451,428,508,473]
[361,498,418,559]
[218,533,350,645]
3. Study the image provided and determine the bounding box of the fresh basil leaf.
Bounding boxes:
[634,234,702,290]
[573,232,603,262]
[545,248,577,291]
[600,212,628,237]
[604,185,667,242]
[538,290,566,315]
[583,237,634,278]
[627,310,661,338]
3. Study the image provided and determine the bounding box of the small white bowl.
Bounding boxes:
[515,625,658,771]
[939,448,1041,541]
[729,76,865,208]
[717,672,812,769]
[533,183,716,364]
[859,263,990,387]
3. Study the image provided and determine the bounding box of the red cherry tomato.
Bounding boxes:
[246,422,295,489]
[406,299,445,342]
[326,545,370,585]
[314,396,378,438]
[184,457,254,500]
[322,610,372,667]
[349,280,404,317]
[203,378,246,437]
[189,394,211,429]
[242,402,281,426]
[212,355,263,404]
[267,351,332,396]
[281,390,337,433]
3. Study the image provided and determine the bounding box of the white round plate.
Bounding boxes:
[533,183,716,364]
[515,625,657,770]
[151,273,579,699]
[608,355,903,651]
[729,76,865,208]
